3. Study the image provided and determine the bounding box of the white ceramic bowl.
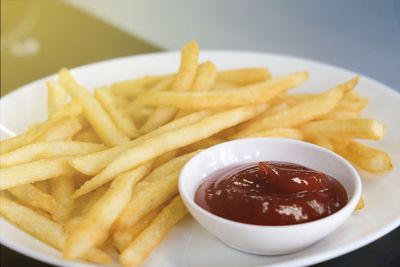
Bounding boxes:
[179,138,362,255]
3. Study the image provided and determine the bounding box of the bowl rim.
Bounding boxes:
[179,137,362,230]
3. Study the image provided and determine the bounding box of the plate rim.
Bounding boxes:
[1,50,399,267]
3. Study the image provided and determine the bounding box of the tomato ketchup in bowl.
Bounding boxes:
[179,138,361,255]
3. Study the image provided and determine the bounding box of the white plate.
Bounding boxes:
[1,51,400,267]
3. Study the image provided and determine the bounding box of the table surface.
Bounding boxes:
[1,1,399,267]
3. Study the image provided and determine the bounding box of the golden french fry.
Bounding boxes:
[331,139,393,172]
[72,185,108,216]
[307,137,334,151]
[34,180,50,193]
[69,111,212,176]
[111,75,166,97]
[273,93,318,106]
[301,119,385,140]
[115,150,199,230]
[335,98,368,111]
[0,101,82,154]
[175,61,218,118]
[136,72,309,109]
[59,69,129,146]
[139,41,199,133]
[179,137,225,155]
[47,81,70,116]
[232,80,350,138]
[95,87,138,138]
[36,118,82,142]
[0,158,75,190]
[63,163,151,260]
[51,176,75,222]
[120,196,188,267]
[318,109,360,120]
[0,141,104,168]
[8,184,57,214]
[153,150,178,167]
[73,128,101,143]
[74,104,266,197]
[0,195,111,264]
[113,205,164,252]
[355,196,365,210]
[239,128,304,140]
[217,67,271,86]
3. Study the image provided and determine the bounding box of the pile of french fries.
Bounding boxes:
[0,41,392,266]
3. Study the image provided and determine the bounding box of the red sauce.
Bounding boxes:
[195,162,348,226]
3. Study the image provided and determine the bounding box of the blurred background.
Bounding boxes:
[1,0,399,266]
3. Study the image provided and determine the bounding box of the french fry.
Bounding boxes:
[72,185,108,216]
[34,180,50,193]
[0,158,75,190]
[331,139,393,172]
[8,184,57,214]
[63,163,151,260]
[120,196,188,267]
[73,128,101,143]
[36,118,82,142]
[232,80,349,138]
[307,137,334,151]
[217,67,271,86]
[136,72,309,109]
[69,111,212,176]
[318,109,360,120]
[113,205,164,252]
[301,119,385,140]
[0,101,82,154]
[179,137,224,155]
[175,61,217,118]
[47,81,70,116]
[51,176,75,222]
[0,141,104,168]
[240,128,304,140]
[111,75,166,97]
[356,196,365,210]
[0,195,111,264]
[116,150,199,230]
[95,87,138,138]
[74,104,267,197]
[139,41,199,133]
[335,98,368,111]
[59,69,129,146]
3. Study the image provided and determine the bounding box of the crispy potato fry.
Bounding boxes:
[59,69,129,145]
[120,196,188,267]
[0,195,111,264]
[355,196,365,210]
[153,150,178,167]
[63,163,151,260]
[116,151,199,230]
[0,101,82,154]
[331,139,393,172]
[139,41,199,133]
[72,185,108,217]
[318,109,360,120]
[179,137,224,155]
[0,158,75,190]
[301,119,385,140]
[74,104,266,197]
[47,81,70,116]
[335,98,368,111]
[36,118,82,142]
[73,128,101,143]
[111,75,166,97]
[307,137,334,151]
[240,128,304,140]
[113,205,164,252]
[8,184,57,213]
[51,175,75,222]
[136,72,309,109]
[34,180,50,193]
[175,61,217,118]
[69,111,212,176]
[95,87,138,138]
[217,67,271,86]
[0,141,104,168]
[232,80,351,138]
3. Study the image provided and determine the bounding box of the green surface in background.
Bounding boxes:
[1,0,160,96]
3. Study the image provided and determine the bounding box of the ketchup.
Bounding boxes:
[195,162,348,226]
